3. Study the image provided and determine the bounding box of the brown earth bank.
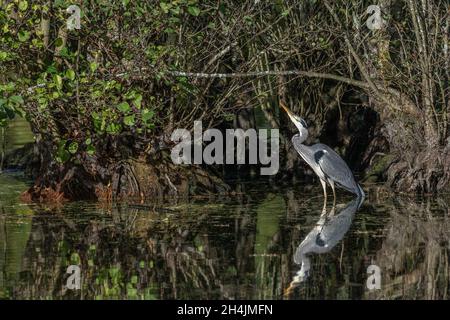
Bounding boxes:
[18,152,231,203]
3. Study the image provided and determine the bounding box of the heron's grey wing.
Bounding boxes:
[312,144,358,193]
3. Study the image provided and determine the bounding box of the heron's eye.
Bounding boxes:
[300,119,308,128]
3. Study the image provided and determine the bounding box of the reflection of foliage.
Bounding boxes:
[0,214,32,299]
[0,174,33,299]
[254,194,283,299]
[1,183,450,299]
[0,173,31,205]
[368,198,450,300]
[7,198,258,299]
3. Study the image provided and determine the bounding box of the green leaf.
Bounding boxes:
[46,65,57,74]
[0,51,8,61]
[122,0,130,7]
[170,6,180,15]
[164,27,176,34]
[70,253,81,265]
[89,62,98,73]
[123,115,135,126]
[117,102,131,113]
[142,109,154,122]
[66,69,76,81]
[18,1,28,11]
[56,140,70,163]
[187,6,201,16]
[133,94,142,109]
[68,142,79,154]
[53,0,67,8]
[159,2,170,13]
[53,74,63,90]
[18,30,30,42]
[106,123,121,134]
[9,95,24,105]
[4,107,15,120]
[86,145,95,156]
[54,37,64,47]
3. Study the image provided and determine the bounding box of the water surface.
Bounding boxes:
[0,173,449,300]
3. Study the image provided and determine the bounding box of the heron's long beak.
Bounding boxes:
[279,101,294,117]
[279,101,307,132]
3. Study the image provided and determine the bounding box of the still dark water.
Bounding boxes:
[0,173,449,300]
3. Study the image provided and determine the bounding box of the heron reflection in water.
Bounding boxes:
[284,196,364,296]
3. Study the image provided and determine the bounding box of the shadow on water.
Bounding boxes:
[0,173,449,300]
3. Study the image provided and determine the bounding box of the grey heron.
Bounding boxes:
[280,101,365,205]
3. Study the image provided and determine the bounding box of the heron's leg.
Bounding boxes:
[329,205,336,217]
[329,179,337,209]
[320,179,327,214]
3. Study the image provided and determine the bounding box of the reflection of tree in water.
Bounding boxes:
[12,195,276,300]
[367,198,450,300]
[0,174,33,299]
[5,192,450,299]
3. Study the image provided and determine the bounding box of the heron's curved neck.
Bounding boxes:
[293,127,309,144]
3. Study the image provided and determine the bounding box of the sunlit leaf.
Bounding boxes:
[123,114,135,126]
[187,6,200,16]
[18,1,28,11]
[9,95,24,105]
[18,30,30,42]
[66,69,76,81]
[68,141,79,154]
[117,102,130,113]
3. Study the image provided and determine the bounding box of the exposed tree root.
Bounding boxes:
[362,117,450,193]
[21,150,230,204]
[386,147,450,193]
